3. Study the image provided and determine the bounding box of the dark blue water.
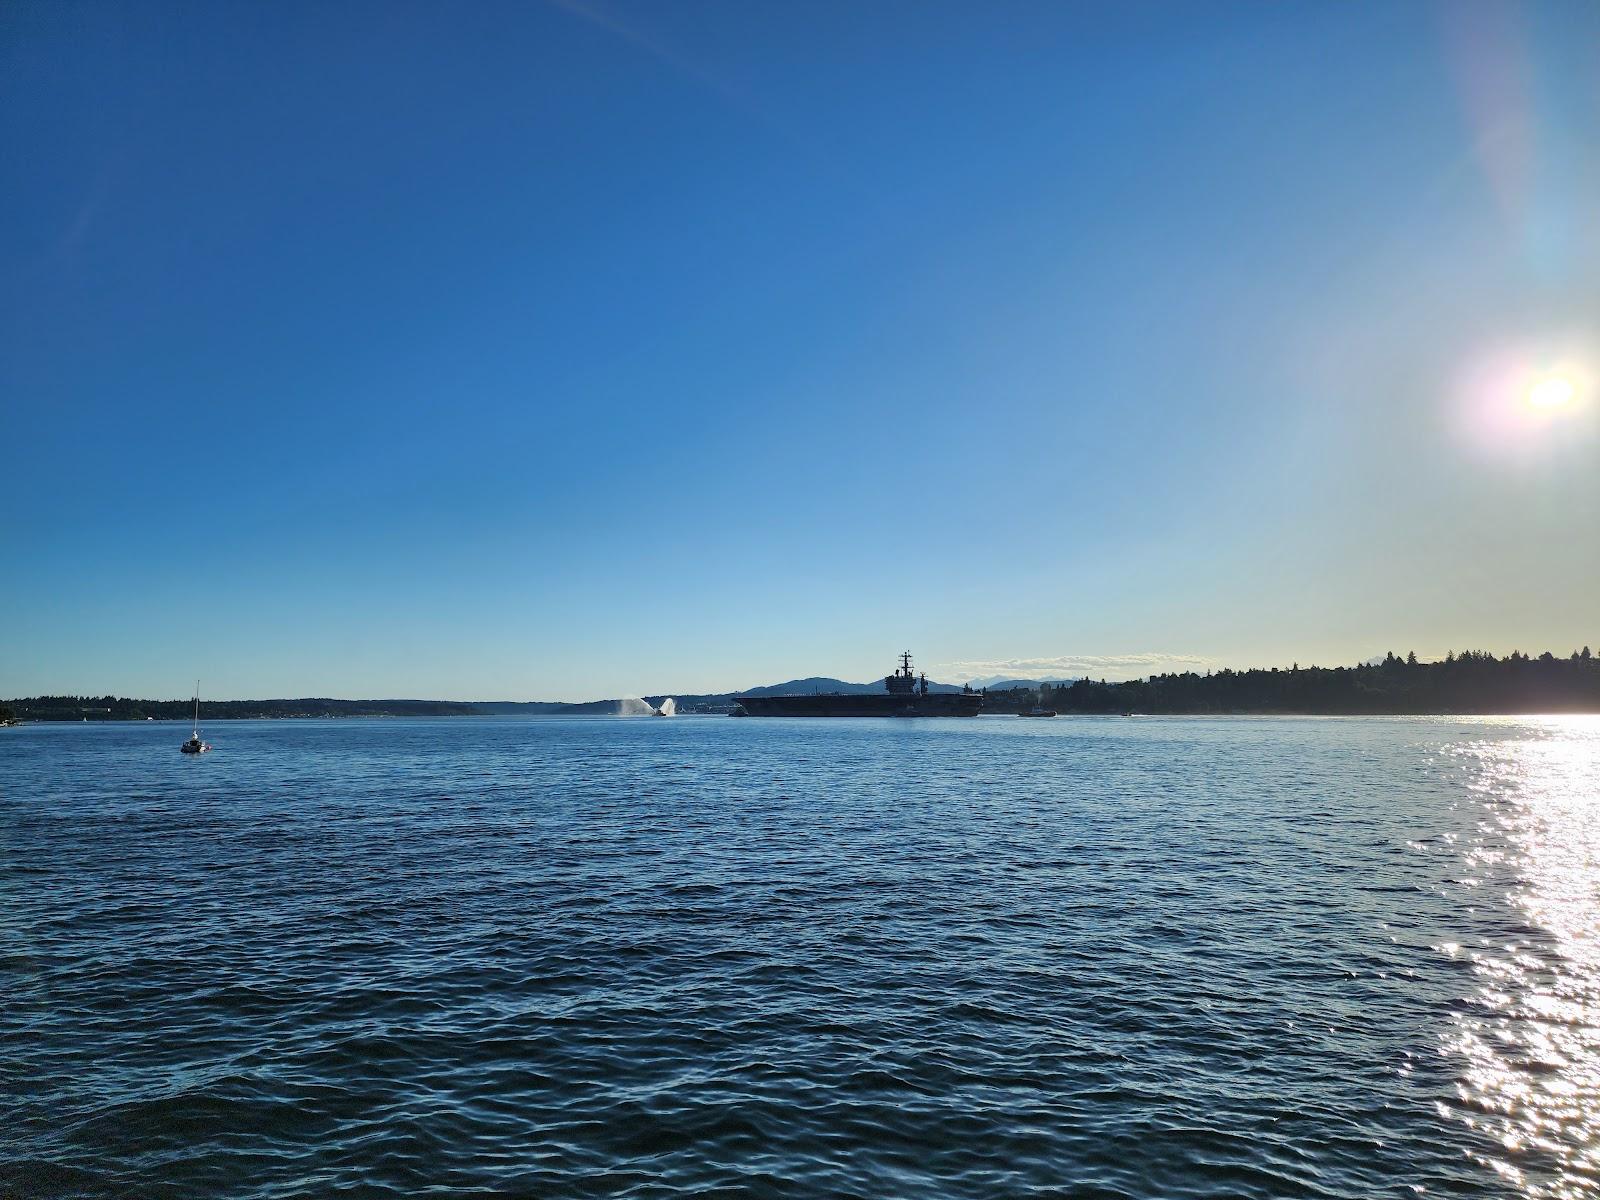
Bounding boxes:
[4,715,1598,1198]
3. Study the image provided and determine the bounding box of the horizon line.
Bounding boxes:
[8,645,1596,706]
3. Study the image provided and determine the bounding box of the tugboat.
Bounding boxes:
[735,652,983,717]
[180,682,211,754]
[1019,705,1057,718]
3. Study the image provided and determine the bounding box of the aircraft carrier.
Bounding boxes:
[735,652,983,717]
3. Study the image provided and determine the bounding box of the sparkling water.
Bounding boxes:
[4,715,1597,1197]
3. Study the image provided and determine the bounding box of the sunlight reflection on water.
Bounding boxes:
[1446,717,1600,1198]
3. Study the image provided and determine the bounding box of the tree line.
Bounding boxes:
[3,697,479,721]
[979,648,1599,715]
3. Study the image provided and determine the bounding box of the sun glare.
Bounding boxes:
[1455,346,1597,458]
[1527,375,1576,410]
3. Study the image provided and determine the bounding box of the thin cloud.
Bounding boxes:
[545,0,746,110]
[541,0,885,211]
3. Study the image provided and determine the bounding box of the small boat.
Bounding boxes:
[180,681,211,754]
[1019,706,1057,718]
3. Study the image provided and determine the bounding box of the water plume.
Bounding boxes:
[607,697,675,716]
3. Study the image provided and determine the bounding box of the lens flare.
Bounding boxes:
[1455,345,1595,460]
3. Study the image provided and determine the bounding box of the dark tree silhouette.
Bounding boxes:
[975,649,1600,715]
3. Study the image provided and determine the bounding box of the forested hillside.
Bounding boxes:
[980,649,1599,714]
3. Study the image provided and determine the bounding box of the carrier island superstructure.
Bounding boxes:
[735,652,983,717]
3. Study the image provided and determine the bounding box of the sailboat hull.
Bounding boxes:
[182,681,210,753]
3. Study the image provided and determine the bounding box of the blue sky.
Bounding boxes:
[3,0,1597,701]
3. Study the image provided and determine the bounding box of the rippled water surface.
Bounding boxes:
[4,715,1599,1198]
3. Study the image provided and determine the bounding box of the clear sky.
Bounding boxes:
[3,1,1597,701]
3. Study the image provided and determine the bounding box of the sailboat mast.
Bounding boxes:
[194,679,200,735]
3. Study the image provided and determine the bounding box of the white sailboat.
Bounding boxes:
[180,681,211,754]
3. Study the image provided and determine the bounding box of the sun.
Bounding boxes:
[1527,375,1576,409]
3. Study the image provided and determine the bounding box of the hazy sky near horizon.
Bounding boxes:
[3,1,1598,702]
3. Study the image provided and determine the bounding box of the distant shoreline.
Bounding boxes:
[8,649,1597,722]
[7,708,1599,723]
